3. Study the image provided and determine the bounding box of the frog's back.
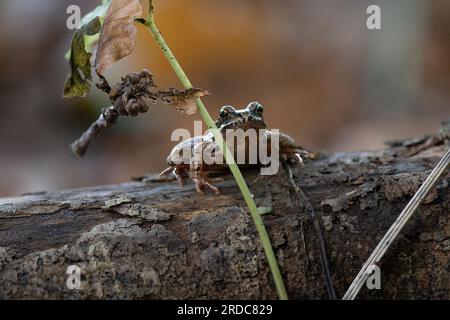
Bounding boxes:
[167,136,204,166]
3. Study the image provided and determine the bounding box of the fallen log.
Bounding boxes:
[0,135,448,299]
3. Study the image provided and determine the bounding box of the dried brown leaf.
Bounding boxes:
[158,88,210,115]
[94,0,144,76]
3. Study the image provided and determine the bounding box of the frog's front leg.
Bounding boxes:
[265,131,310,166]
[190,140,221,195]
[159,165,188,186]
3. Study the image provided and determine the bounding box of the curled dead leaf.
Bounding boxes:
[158,88,210,115]
[94,0,145,76]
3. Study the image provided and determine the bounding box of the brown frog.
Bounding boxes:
[160,102,308,194]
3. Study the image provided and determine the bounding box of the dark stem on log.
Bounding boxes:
[283,160,337,300]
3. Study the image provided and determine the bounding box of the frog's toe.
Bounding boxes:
[293,153,304,167]
[205,181,220,195]
[193,178,205,194]
[196,186,205,195]
[285,152,304,167]
[174,167,186,187]
[159,166,173,177]
[176,177,185,187]
[193,177,220,195]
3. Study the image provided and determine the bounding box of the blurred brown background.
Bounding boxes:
[0,0,449,197]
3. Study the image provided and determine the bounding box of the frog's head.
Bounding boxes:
[215,102,267,132]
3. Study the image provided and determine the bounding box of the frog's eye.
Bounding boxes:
[248,102,264,115]
[255,105,263,114]
[219,105,235,118]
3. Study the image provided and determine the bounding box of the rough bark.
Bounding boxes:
[0,136,449,300]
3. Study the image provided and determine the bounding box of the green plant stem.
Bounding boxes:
[143,0,288,300]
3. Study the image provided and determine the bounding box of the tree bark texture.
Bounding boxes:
[0,137,449,299]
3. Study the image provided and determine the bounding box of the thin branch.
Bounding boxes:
[71,105,117,157]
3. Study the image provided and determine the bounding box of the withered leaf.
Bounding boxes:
[94,0,145,76]
[64,0,110,61]
[158,88,210,115]
[63,17,102,99]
